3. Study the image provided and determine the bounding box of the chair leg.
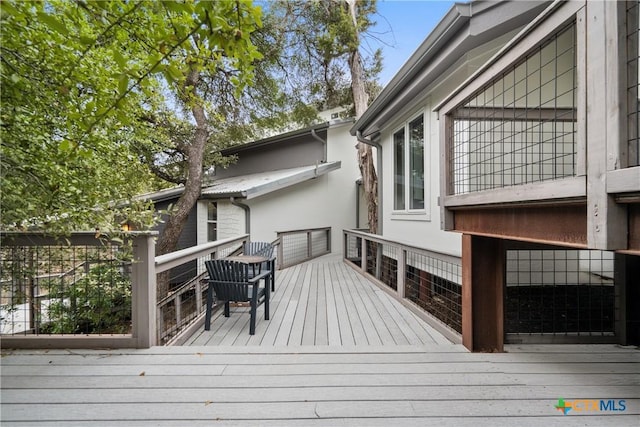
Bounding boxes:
[205,286,213,331]
[224,301,230,317]
[249,299,256,335]
[265,278,270,321]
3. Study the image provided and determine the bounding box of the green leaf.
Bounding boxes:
[113,51,127,69]
[166,64,183,80]
[59,140,72,152]
[118,74,129,96]
[79,35,95,46]
[0,1,23,19]
[37,12,68,35]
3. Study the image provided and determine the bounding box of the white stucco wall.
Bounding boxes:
[247,121,361,254]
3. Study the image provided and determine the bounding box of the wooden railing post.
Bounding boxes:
[360,236,367,273]
[307,231,312,258]
[397,248,406,299]
[132,234,157,348]
[277,236,284,270]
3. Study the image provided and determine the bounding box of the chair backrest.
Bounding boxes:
[205,260,251,302]
[244,241,273,258]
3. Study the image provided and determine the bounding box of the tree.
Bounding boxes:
[267,0,381,232]
[1,1,263,241]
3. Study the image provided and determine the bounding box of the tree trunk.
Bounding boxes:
[155,65,208,298]
[346,0,378,234]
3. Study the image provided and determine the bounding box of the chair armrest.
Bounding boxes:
[248,270,271,284]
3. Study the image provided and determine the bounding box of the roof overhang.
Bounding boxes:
[138,162,342,204]
[221,122,330,156]
[200,161,342,200]
[351,0,551,137]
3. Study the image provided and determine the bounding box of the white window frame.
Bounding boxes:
[391,110,428,218]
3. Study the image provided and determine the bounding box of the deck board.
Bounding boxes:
[185,255,452,347]
[2,256,639,426]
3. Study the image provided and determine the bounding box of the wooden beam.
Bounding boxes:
[453,205,588,247]
[451,107,576,122]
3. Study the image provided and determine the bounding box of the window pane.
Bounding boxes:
[207,202,217,221]
[409,115,424,209]
[207,202,217,241]
[207,224,217,242]
[394,128,405,210]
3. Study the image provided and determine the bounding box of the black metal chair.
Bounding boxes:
[243,241,276,292]
[204,259,270,335]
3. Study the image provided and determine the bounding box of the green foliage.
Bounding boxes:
[43,263,132,334]
[266,0,382,112]
[0,0,263,233]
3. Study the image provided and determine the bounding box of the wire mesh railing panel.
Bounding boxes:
[448,21,577,195]
[344,230,462,336]
[505,249,615,337]
[1,243,132,336]
[280,233,310,268]
[156,239,244,344]
[311,230,329,258]
[627,0,640,167]
[404,250,462,333]
[344,233,361,268]
[277,228,331,269]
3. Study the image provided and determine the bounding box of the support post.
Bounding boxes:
[131,234,157,348]
[360,236,367,273]
[462,234,504,352]
[397,249,406,299]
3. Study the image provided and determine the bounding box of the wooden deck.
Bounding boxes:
[1,256,639,425]
[184,254,450,346]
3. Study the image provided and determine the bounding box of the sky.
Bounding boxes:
[370,0,457,86]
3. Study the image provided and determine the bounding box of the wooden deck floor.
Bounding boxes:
[1,256,639,426]
[184,255,450,346]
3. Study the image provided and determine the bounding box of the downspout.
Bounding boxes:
[355,180,361,229]
[230,197,250,236]
[310,128,327,162]
[356,131,382,235]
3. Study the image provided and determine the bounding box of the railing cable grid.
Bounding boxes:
[277,228,331,269]
[156,240,245,345]
[345,231,462,336]
[505,249,615,337]
[1,243,132,336]
[448,21,577,195]
[627,0,640,167]
[404,251,462,334]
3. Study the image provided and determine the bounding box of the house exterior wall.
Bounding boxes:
[215,130,327,179]
[152,200,197,250]
[248,122,359,253]
[375,36,515,258]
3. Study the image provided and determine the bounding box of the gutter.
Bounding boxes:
[356,131,383,234]
[310,128,327,162]
[230,197,250,235]
[351,2,472,136]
